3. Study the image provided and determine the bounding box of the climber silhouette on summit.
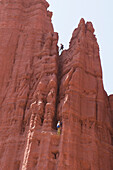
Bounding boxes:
[59,44,64,51]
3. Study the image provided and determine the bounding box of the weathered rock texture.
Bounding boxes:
[0,0,113,170]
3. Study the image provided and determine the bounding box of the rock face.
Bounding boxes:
[0,1,113,170]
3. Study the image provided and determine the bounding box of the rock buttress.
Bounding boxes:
[57,19,113,170]
[0,0,59,169]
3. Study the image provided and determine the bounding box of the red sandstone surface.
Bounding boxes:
[0,0,113,170]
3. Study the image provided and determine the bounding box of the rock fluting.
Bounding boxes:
[0,0,113,170]
[57,19,113,170]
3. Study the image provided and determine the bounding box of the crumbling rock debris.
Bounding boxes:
[0,1,113,170]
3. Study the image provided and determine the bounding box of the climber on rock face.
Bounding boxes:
[57,121,62,135]
[60,44,64,51]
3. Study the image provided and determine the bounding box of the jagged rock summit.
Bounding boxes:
[0,0,113,170]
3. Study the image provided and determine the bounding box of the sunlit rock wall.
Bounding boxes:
[0,1,113,170]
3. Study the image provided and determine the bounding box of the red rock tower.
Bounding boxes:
[0,0,113,170]
[57,19,113,170]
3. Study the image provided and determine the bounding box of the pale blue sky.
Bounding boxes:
[47,0,113,95]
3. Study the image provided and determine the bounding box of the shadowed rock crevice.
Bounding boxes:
[52,57,61,130]
[51,151,59,159]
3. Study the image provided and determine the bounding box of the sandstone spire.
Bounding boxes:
[57,18,113,170]
[0,1,113,170]
[0,0,58,169]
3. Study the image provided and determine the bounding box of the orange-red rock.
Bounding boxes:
[57,18,113,170]
[0,1,113,170]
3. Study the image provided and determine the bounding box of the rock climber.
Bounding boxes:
[57,121,62,135]
[59,44,64,51]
